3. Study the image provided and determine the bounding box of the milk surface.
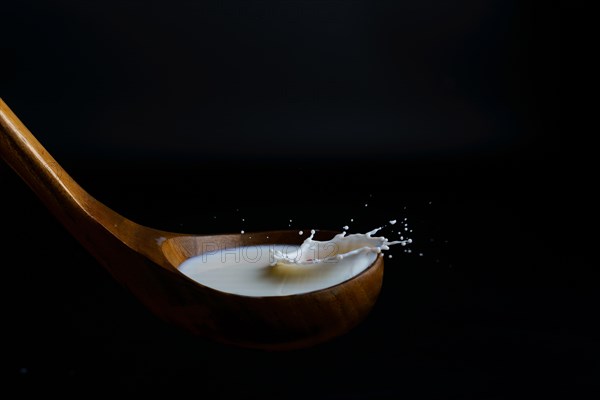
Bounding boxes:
[177,228,404,297]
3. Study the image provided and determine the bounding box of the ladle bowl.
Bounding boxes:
[0,98,384,350]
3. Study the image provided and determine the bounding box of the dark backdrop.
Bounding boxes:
[2,1,589,398]
[1,0,558,162]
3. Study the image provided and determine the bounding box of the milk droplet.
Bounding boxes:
[388,254,393,259]
[343,225,349,230]
[350,218,354,222]
[389,220,397,225]
[299,230,303,235]
[241,230,245,234]
[364,203,368,207]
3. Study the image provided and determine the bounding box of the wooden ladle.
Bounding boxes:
[0,98,384,350]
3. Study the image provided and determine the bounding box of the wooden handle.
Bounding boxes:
[0,98,92,219]
[0,98,178,269]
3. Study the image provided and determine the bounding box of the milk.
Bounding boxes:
[177,228,406,297]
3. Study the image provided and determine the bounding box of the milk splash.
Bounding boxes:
[270,227,407,267]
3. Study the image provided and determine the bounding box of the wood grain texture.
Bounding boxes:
[0,98,384,350]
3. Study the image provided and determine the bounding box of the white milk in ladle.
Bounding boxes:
[177,228,407,297]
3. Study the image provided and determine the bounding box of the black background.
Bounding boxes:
[1,1,591,398]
